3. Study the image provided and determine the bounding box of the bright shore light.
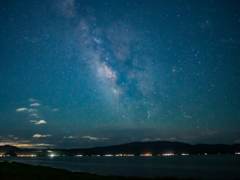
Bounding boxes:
[235,152,240,155]
[124,154,134,156]
[162,153,174,156]
[49,154,59,157]
[115,154,123,156]
[140,153,152,156]
[181,153,189,156]
[75,155,83,157]
[17,155,36,157]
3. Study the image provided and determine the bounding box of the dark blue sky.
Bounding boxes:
[0,0,240,148]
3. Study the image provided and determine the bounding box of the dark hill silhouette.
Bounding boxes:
[57,141,240,156]
[4,150,17,156]
[0,145,22,153]
[1,141,240,156]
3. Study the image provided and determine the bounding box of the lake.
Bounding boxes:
[4,155,240,180]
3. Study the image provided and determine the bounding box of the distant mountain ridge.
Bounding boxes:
[1,141,240,156]
[64,141,240,156]
[0,145,21,153]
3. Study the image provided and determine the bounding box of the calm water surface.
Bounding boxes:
[4,155,240,180]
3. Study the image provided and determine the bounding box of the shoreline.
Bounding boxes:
[0,160,194,180]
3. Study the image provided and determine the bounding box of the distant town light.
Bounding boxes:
[181,153,189,156]
[140,153,152,156]
[49,154,58,157]
[75,155,83,157]
[235,152,240,155]
[115,154,123,156]
[162,153,174,156]
[123,154,134,156]
[17,155,36,157]
[103,154,113,156]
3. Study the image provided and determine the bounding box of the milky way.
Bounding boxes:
[0,0,240,148]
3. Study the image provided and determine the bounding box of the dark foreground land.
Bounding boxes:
[0,160,195,180]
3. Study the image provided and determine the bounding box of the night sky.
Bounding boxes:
[0,0,240,149]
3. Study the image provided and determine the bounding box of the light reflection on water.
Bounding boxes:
[4,155,240,180]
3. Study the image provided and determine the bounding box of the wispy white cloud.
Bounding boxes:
[28,108,38,113]
[82,135,109,141]
[30,103,41,107]
[35,120,46,125]
[30,120,46,125]
[16,108,28,112]
[141,137,175,142]
[30,113,40,118]
[29,98,37,102]
[33,134,52,138]
[29,120,37,123]
[0,141,54,149]
[235,140,240,143]
[64,136,77,139]
[53,108,59,112]
[141,138,151,142]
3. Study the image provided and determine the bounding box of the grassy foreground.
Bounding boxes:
[0,160,194,180]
